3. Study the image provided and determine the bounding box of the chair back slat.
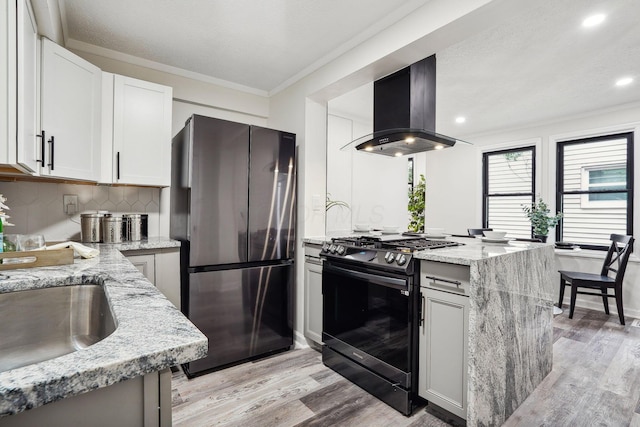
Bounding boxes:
[601,234,634,284]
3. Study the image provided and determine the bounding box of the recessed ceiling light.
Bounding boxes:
[616,77,634,87]
[582,13,606,28]
[455,116,466,124]
[394,152,403,157]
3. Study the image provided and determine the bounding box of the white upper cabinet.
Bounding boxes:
[1,0,39,173]
[16,0,39,173]
[0,1,11,165]
[40,38,101,181]
[101,73,172,186]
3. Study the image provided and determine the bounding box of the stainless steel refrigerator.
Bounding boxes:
[170,114,296,377]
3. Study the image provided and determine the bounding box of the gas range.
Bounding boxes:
[320,234,461,274]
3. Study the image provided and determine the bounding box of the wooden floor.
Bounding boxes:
[172,307,640,426]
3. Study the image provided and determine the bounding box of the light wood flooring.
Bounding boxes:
[172,306,640,426]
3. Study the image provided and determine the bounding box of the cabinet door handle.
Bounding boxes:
[420,293,425,327]
[425,275,461,287]
[116,151,120,180]
[35,130,45,165]
[47,136,55,170]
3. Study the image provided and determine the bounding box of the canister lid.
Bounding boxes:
[81,212,105,218]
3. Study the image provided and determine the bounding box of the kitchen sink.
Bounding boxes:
[0,284,116,373]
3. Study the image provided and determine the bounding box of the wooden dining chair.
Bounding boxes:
[467,228,492,236]
[558,234,634,325]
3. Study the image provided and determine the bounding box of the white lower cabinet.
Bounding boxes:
[124,248,180,309]
[419,261,470,420]
[1,369,172,427]
[304,243,323,344]
[128,253,156,283]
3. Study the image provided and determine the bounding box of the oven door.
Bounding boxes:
[322,260,414,388]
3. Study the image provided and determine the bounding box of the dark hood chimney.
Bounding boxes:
[354,55,464,156]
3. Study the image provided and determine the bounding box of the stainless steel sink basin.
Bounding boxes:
[0,284,116,373]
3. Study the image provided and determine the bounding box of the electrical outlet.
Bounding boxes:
[63,194,78,215]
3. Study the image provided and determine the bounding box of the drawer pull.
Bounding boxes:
[425,275,461,287]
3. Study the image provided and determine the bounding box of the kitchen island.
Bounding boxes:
[415,237,555,426]
[0,240,207,425]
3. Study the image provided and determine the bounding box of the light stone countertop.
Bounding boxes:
[412,235,551,265]
[0,239,207,417]
[303,234,551,265]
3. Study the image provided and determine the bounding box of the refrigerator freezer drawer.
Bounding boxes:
[183,263,293,376]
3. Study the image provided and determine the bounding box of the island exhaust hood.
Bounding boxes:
[353,55,465,156]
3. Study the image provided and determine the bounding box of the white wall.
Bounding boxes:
[326,114,353,234]
[425,103,640,318]
[424,141,479,234]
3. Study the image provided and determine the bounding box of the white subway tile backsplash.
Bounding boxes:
[0,181,162,241]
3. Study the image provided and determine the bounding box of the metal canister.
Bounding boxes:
[80,213,105,243]
[102,215,125,243]
[123,213,148,241]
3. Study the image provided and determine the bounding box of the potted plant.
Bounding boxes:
[408,174,426,233]
[522,197,562,242]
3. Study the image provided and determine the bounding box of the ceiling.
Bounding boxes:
[57,0,639,138]
[58,0,431,94]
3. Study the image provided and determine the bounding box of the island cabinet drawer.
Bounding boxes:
[420,260,471,296]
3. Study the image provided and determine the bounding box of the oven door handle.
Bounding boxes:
[324,264,408,290]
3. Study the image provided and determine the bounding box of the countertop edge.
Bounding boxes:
[0,238,207,417]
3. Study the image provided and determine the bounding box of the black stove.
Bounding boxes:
[320,234,460,274]
[320,233,461,415]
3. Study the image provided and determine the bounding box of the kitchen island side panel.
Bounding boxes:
[466,245,555,426]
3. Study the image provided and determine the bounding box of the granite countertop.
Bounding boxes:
[0,240,207,417]
[303,234,552,266]
[412,236,551,265]
[107,236,182,251]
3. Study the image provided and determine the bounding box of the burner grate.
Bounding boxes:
[381,238,460,251]
[329,236,460,252]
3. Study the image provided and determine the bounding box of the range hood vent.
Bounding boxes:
[353,55,466,156]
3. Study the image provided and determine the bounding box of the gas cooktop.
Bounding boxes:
[329,234,460,251]
[321,235,461,274]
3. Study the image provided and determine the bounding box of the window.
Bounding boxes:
[482,147,535,238]
[580,164,627,206]
[557,133,634,249]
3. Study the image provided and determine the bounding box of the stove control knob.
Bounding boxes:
[321,243,330,253]
[396,254,407,266]
[384,252,395,263]
[336,245,345,255]
[329,244,337,254]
